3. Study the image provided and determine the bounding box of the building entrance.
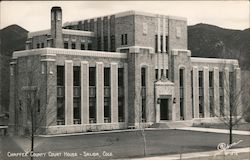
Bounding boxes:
[160,99,169,120]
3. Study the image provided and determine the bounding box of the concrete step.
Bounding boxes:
[151,120,193,129]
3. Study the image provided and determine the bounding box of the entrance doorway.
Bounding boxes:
[160,99,169,120]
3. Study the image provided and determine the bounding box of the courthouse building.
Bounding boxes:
[9,7,242,135]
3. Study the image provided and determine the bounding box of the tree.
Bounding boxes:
[214,59,249,145]
[16,58,55,159]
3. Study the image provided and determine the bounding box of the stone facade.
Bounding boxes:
[9,7,242,135]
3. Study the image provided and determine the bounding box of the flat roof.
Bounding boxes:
[12,48,127,59]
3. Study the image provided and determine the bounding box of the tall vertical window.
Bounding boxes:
[219,71,224,116]
[141,68,146,122]
[199,71,204,118]
[191,70,194,118]
[110,35,115,52]
[118,68,124,122]
[97,37,102,51]
[41,43,44,48]
[89,67,96,123]
[37,43,40,49]
[229,72,235,115]
[165,36,168,51]
[155,35,158,53]
[104,36,108,51]
[57,66,65,125]
[160,35,163,53]
[104,68,111,123]
[73,66,81,124]
[209,71,214,117]
[155,69,158,80]
[179,68,184,120]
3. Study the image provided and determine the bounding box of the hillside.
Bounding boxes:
[188,23,250,69]
[0,25,28,113]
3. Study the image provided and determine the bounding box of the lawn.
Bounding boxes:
[0,129,249,160]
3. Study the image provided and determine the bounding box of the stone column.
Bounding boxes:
[65,60,73,125]
[203,67,210,117]
[192,66,199,118]
[96,62,104,123]
[213,67,220,116]
[124,63,129,124]
[111,62,118,123]
[223,67,229,115]
[81,61,89,124]
[234,67,242,115]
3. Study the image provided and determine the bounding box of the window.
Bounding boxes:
[81,43,85,50]
[57,66,64,86]
[37,43,40,48]
[165,36,168,51]
[89,98,96,120]
[118,68,124,87]
[179,68,184,120]
[89,67,96,86]
[73,66,80,86]
[104,36,108,51]
[73,98,81,124]
[88,42,92,50]
[155,69,158,80]
[71,42,76,49]
[160,35,163,53]
[141,68,146,86]
[121,34,128,45]
[104,97,110,122]
[104,68,110,86]
[155,35,158,53]
[64,42,68,49]
[209,71,213,87]
[57,97,65,125]
[97,37,101,51]
[110,35,115,52]
[41,43,44,48]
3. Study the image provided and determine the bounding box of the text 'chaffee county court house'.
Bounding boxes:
[9,7,242,135]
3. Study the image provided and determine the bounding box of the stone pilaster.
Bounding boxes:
[65,60,73,125]
[213,67,220,116]
[192,66,199,118]
[111,62,118,123]
[96,62,104,123]
[203,67,210,117]
[81,61,89,124]
[9,61,17,135]
[124,63,129,124]
[234,67,242,115]
[223,67,229,115]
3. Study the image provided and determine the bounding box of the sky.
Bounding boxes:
[0,1,249,32]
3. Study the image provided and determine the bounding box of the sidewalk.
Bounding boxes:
[125,147,250,160]
[176,127,250,136]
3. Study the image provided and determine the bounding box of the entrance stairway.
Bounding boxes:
[150,120,193,129]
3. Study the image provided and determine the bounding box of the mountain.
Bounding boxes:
[0,25,28,114]
[188,23,250,69]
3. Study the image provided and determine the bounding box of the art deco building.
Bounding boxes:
[9,7,242,135]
